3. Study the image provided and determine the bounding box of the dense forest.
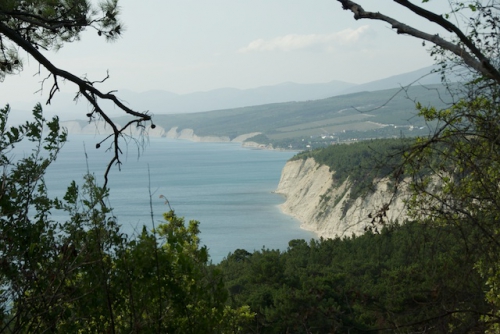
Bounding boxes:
[2,105,489,333]
[3,0,500,332]
[211,139,490,333]
[216,221,488,333]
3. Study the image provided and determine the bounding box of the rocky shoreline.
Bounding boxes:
[60,120,270,147]
[63,120,409,239]
[275,157,409,239]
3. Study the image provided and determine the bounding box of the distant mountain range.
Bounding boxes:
[8,65,448,124]
[341,66,445,94]
[116,66,444,115]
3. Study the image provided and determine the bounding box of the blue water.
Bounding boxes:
[40,135,316,262]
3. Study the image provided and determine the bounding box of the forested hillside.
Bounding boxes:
[1,111,488,332]
[213,138,488,333]
[113,84,452,149]
[216,222,488,333]
[292,138,411,200]
[4,0,500,332]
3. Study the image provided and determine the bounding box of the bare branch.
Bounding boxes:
[336,0,500,83]
[393,0,500,82]
[0,20,153,187]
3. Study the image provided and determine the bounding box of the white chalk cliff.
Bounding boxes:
[275,158,408,239]
[60,121,261,145]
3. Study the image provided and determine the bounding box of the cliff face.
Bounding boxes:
[60,121,261,144]
[59,120,163,137]
[164,127,261,143]
[275,158,408,239]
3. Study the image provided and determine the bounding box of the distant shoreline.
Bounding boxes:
[60,120,300,153]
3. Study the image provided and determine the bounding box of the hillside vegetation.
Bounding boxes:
[216,221,488,333]
[4,105,488,333]
[292,138,411,200]
[114,84,453,149]
[274,138,413,238]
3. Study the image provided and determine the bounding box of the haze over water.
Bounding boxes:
[41,135,316,262]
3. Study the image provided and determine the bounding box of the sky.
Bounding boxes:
[1,0,453,117]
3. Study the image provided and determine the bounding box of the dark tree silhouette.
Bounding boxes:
[0,0,154,185]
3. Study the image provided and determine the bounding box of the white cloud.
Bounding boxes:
[238,25,371,53]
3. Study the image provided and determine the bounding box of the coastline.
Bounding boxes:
[274,158,409,239]
[42,135,310,264]
[60,120,291,152]
[61,120,316,234]
[273,196,323,238]
[60,120,410,243]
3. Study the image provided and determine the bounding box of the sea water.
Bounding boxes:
[38,135,316,262]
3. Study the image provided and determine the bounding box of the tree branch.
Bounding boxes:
[393,0,500,82]
[336,0,500,83]
[0,21,153,187]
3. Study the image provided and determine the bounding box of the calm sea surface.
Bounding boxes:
[39,135,316,262]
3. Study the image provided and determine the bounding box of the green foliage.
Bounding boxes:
[245,133,271,145]
[293,138,411,201]
[334,1,500,330]
[0,0,122,77]
[1,0,152,179]
[0,104,247,333]
[107,210,235,333]
[403,94,500,329]
[218,222,488,333]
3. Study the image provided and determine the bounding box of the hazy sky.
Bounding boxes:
[2,0,452,108]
